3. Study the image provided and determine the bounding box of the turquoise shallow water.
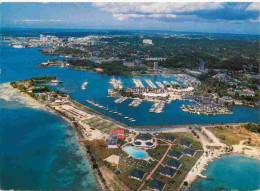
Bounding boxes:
[191,155,260,191]
[0,99,99,190]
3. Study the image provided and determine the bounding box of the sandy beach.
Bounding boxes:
[0,83,45,110]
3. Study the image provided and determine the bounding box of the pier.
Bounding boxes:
[133,79,144,88]
[128,99,142,107]
[109,77,123,89]
[145,79,157,88]
[149,101,165,113]
[163,81,170,86]
[155,81,164,88]
[114,97,127,104]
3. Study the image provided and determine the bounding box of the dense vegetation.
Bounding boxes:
[68,59,147,76]
[244,123,260,133]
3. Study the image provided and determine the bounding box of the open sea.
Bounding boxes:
[0,30,259,190]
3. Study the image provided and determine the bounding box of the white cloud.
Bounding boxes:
[113,14,146,21]
[15,19,62,23]
[246,2,260,11]
[93,2,224,14]
[112,13,197,21]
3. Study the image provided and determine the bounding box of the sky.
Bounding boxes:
[0,2,259,34]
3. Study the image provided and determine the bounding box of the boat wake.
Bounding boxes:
[0,83,44,110]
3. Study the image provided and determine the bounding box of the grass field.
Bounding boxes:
[83,117,119,133]
[208,126,260,147]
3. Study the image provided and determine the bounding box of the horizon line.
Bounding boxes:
[1,27,260,36]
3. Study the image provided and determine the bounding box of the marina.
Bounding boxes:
[145,79,157,88]
[181,104,232,115]
[86,99,137,122]
[128,99,143,107]
[156,81,164,88]
[149,101,166,113]
[109,77,123,89]
[133,79,144,88]
[114,97,127,104]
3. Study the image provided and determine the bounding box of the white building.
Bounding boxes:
[143,39,153,45]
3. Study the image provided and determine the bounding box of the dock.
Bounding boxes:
[114,97,127,104]
[163,81,170,86]
[145,79,157,88]
[155,81,164,89]
[149,101,165,113]
[133,79,144,88]
[128,99,142,107]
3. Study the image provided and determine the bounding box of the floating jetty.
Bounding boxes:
[109,77,123,89]
[51,79,63,84]
[81,82,88,90]
[145,79,157,88]
[163,81,170,86]
[155,81,164,89]
[149,101,165,113]
[133,79,144,88]
[128,99,142,107]
[86,99,137,122]
[114,97,127,104]
[171,81,179,86]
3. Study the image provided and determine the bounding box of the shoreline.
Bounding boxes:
[184,144,260,189]
[189,153,260,189]
[5,81,260,191]
[3,82,105,191]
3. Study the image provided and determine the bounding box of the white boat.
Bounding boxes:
[81,82,88,90]
[51,79,63,84]
[12,44,24,48]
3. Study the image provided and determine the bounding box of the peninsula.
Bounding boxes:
[10,76,260,191]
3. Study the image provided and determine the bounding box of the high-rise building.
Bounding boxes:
[154,62,159,72]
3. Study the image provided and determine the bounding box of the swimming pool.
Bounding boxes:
[123,145,147,159]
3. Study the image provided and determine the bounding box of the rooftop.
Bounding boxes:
[135,133,153,141]
[179,140,192,148]
[167,159,182,169]
[183,148,196,157]
[164,135,176,142]
[148,179,165,191]
[160,167,177,178]
[129,169,146,180]
[168,150,183,159]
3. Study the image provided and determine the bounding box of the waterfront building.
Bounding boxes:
[166,159,182,170]
[129,169,146,181]
[148,179,166,191]
[168,150,183,160]
[160,167,177,178]
[183,149,196,157]
[179,140,192,148]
